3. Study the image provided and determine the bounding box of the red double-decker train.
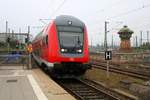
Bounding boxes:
[32,15,91,77]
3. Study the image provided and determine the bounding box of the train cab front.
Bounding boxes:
[51,15,91,77]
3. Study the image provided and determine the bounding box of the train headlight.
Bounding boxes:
[61,49,67,52]
[77,49,82,53]
[68,21,72,25]
[61,49,65,52]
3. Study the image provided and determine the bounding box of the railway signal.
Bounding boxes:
[105,51,112,78]
[25,38,28,43]
[27,44,32,54]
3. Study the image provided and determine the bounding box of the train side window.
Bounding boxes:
[46,35,48,45]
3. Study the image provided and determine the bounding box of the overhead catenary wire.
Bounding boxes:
[86,0,124,20]
[97,0,123,12]
[90,0,150,46]
[94,2,150,35]
[50,0,67,18]
[107,3,150,20]
[39,0,67,25]
[90,1,150,24]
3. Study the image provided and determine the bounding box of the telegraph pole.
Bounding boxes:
[104,21,109,51]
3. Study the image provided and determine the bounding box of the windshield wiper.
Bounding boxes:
[77,36,81,45]
[72,36,81,51]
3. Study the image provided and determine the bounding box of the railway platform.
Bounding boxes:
[0,65,75,100]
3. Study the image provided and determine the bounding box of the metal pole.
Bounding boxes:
[147,31,149,43]
[29,53,32,69]
[6,21,8,42]
[6,21,9,53]
[27,26,32,69]
[104,21,109,79]
[28,26,30,34]
[27,26,30,44]
[6,21,8,33]
[136,36,138,47]
[106,61,109,78]
[104,21,108,51]
[18,28,21,49]
[140,31,143,46]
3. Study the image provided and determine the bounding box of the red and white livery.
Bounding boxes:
[32,15,91,77]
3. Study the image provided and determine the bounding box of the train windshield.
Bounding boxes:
[57,26,84,53]
[59,32,83,48]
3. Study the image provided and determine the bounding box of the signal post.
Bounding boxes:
[27,43,33,69]
[105,51,112,79]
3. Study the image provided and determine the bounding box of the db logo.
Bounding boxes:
[70,58,74,61]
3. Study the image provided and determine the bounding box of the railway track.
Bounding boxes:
[81,79,137,100]
[38,63,138,100]
[91,61,150,80]
[55,78,119,100]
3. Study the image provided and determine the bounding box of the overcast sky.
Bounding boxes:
[0,0,150,46]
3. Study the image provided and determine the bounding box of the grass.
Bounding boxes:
[84,67,145,88]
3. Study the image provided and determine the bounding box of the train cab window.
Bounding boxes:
[42,35,48,46]
[59,32,83,47]
[57,26,83,32]
[57,25,84,54]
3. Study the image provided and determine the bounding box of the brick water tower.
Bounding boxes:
[118,25,134,52]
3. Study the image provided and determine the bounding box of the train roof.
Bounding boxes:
[54,15,85,27]
[32,15,85,43]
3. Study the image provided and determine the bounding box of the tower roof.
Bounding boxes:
[118,25,133,34]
